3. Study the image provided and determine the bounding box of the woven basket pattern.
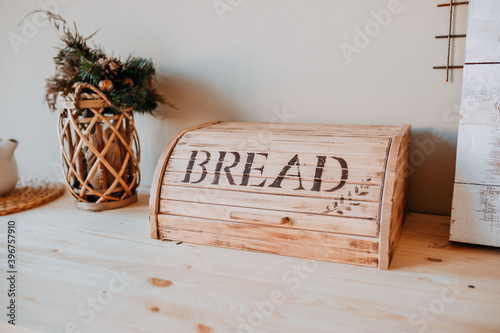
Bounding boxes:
[58,83,141,204]
[0,177,65,216]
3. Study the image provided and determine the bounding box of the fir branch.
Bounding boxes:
[123,56,156,84]
[36,11,169,114]
[77,58,105,86]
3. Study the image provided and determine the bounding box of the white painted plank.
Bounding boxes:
[451,183,500,247]
[464,0,500,63]
[451,0,500,247]
[459,64,500,125]
[454,123,500,185]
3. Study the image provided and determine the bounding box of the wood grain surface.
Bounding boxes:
[464,0,500,64]
[451,0,500,247]
[151,122,410,268]
[1,191,499,333]
[451,183,500,246]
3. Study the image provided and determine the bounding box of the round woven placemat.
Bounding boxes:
[0,177,66,216]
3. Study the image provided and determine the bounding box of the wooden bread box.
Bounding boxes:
[149,121,411,269]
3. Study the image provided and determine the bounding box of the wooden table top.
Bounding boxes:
[0,189,499,333]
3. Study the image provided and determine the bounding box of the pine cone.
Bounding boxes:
[97,58,107,67]
[98,79,114,92]
[123,77,134,88]
[107,59,120,75]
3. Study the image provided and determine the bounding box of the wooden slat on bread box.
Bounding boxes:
[150,121,411,269]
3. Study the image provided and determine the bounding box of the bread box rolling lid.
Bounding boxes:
[150,121,411,269]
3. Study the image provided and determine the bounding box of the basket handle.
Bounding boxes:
[73,82,115,114]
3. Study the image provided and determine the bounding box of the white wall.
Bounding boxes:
[0,0,468,215]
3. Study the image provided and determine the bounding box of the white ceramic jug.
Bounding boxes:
[0,139,19,196]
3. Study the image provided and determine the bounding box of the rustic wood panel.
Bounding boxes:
[166,153,385,182]
[151,121,410,268]
[451,183,500,247]
[459,64,500,125]
[453,60,500,187]
[173,140,389,162]
[388,132,410,258]
[164,166,384,186]
[177,132,391,156]
[160,224,379,267]
[159,185,380,219]
[159,200,379,237]
[203,122,401,136]
[209,121,401,130]
[149,121,221,239]
[378,125,411,269]
[454,123,500,186]
[164,173,381,204]
[169,147,388,171]
[464,0,500,64]
[158,215,379,252]
[182,130,393,145]
[199,127,400,139]
[163,166,382,202]
[451,1,500,247]
[4,193,500,333]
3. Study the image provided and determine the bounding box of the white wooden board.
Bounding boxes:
[459,64,500,125]
[451,0,500,247]
[451,183,500,247]
[454,123,500,185]
[464,0,500,63]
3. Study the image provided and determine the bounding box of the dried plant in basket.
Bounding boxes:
[30,10,174,114]
[28,11,174,208]
[85,126,122,190]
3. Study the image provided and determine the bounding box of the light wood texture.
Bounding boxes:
[159,217,379,268]
[159,200,379,237]
[152,121,410,269]
[169,147,388,171]
[451,0,500,247]
[1,193,499,333]
[199,121,402,136]
[159,185,380,219]
[464,0,500,64]
[175,134,392,156]
[163,169,383,200]
[0,322,42,333]
[379,125,411,269]
[149,121,221,239]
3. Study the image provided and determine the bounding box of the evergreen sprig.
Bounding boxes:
[123,56,156,84]
[29,11,169,115]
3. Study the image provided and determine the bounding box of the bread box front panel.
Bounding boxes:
[150,121,410,269]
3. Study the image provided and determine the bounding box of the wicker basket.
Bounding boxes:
[58,83,141,211]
